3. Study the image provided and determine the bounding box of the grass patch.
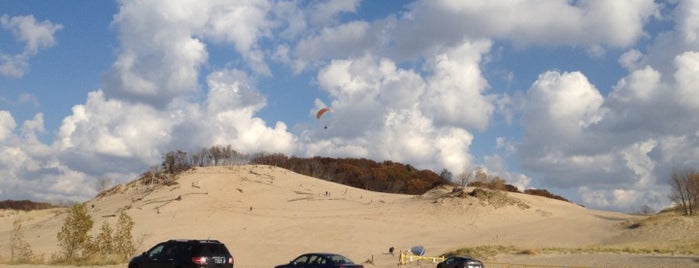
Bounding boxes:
[442,244,699,260]
[443,245,520,259]
[468,188,530,209]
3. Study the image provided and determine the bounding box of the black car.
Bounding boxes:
[436,256,484,268]
[128,239,234,268]
[275,253,363,268]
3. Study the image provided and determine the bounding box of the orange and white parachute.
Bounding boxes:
[316,107,333,119]
[316,107,334,129]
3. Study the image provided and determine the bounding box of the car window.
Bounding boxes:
[309,255,326,265]
[329,255,352,264]
[147,243,166,258]
[200,243,229,256]
[163,243,180,257]
[292,255,310,265]
[178,243,198,257]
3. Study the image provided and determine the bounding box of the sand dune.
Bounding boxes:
[1,165,698,268]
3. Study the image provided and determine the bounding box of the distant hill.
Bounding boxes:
[0,199,59,210]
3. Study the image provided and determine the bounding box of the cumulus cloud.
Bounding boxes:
[104,0,209,106]
[305,46,493,173]
[517,41,699,211]
[104,0,287,106]
[0,14,62,78]
[674,51,699,109]
[0,111,94,201]
[389,0,657,58]
[295,21,375,63]
[0,0,303,202]
[199,69,296,154]
[0,111,17,141]
[676,0,699,43]
[308,0,360,25]
[520,71,605,153]
[421,40,493,130]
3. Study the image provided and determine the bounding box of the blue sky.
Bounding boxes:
[2,0,699,212]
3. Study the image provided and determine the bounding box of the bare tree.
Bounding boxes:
[669,167,699,216]
[189,148,206,167]
[457,166,485,188]
[95,177,112,194]
[208,145,229,166]
[474,167,488,182]
[161,150,190,175]
[439,169,453,181]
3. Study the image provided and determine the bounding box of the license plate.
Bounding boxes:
[212,257,225,264]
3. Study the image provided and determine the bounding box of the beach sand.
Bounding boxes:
[1,165,697,268]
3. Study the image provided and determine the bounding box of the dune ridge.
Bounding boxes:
[1,165,698,268]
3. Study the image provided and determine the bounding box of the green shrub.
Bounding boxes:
[52,205,137,265]
[113,210,137,259]
[93,221,114,256]
[56,203,93,260]
[10,220,35,264]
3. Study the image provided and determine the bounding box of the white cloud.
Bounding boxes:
[609,65,661,103]
[0,110,97,202]
[0,54,28,78]
[56,91,173,163]
[579,186,669,211]
[200,69,296,154]
[676,0,699,43]
[0,15,62,78]
[422,40,493,130]
[516,34,699,211]
[0,14,62,54]
[521,71,604,148]
[295,21,375,63]
[390,0,657,58]
[674,51,699,109]
[309,0,360,25]
[307,50,487,172]
[619,49,644,70]
[0,111,17,141]
[203,1,274,75]
[105,0,285,106]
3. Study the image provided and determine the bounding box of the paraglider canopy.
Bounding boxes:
[316,107,333,119]
[316,107,333,129]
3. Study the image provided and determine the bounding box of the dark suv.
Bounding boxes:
[129,239,234,268]
[437,256,484,268]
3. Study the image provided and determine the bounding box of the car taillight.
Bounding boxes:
[192,257,208,265]
[229,257,234,265]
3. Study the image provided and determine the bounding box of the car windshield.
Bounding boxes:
[147,244,166,257]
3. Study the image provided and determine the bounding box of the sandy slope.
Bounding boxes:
[1,165,698,268]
